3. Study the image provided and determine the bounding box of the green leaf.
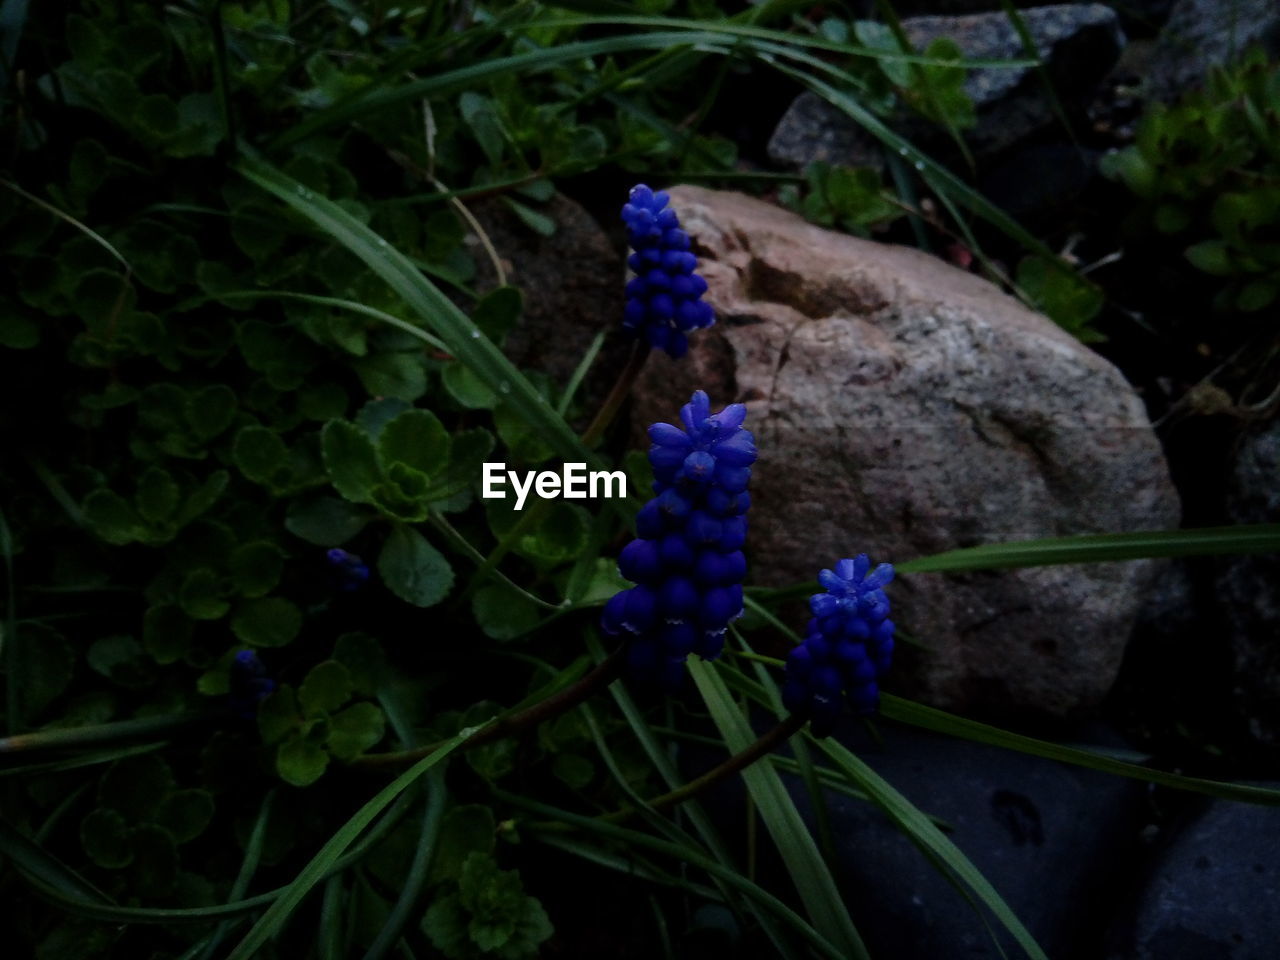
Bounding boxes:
[233,426,289,489]
[1184,239,1234,276]
[551,753,595,791]
[258,686,301,745]
[225,730,473,960]
[175,470,228,526]
[1015,255,1103,336]
[299,661,354,716]
[86,635,154,689]
[229,541,285,598]
[179,568,230,621]
[443,362,500,409]
[430,805,497,885]
[98,754,173,823]
[459,91,506,166]
[899,524,1280,572]
[378,525,453,608]
[80,807,135,869]
[327,702,386,760]
[19,624,76,720]
[185,385,238,441]
[503,197,555,237]
[134,467,179,524]
[235,158,617,512]
[472,584,541,641]
[1237,279,1278,312]
[83,489,147,545]
[814,735,1048,960]
[333,633,388,697]
[378,408,450,478]
[276,736,329,787]
[154,789,215,844]
[285,496,369,546]
[142,604,193,664]
[353,352,428,401]
[688,660,869,959]
[322,419,382,504]
[472,287,522,344]
[231,597,302,648]
[422,893,471,960]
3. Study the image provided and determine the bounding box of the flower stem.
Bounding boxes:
[580,341,650,448]
[352,648,625,770]
[600,713,807,824]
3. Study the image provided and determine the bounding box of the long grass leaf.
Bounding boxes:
[235,157,616,487]
[883,695,1280,805]
[812,735,1048,960]
[687,659,870,960]
[899,524,1280,573]
[224,732,469,960]
[497,790,849,960]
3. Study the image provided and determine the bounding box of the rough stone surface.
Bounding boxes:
[768,4,1125,169]
[632,186,1180,719]
[1109,796,1280,959]
[471,193,627,412]
[1147,0,1280,100]
[1218,419,1280,747]
[801,724,1144,959]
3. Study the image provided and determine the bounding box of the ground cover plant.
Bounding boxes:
[2,2,1279,958]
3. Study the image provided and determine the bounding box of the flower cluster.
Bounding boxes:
[782,556,895,736]
[602,391,755,690]
[621,184,714,359]
[229,649,276,719]
[326,547,370,592]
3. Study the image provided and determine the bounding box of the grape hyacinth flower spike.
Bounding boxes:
[782,556,895,737]
[621,184,714,359]
[602,390,755,690]
[327,547,370,592]
[229,649,276,719]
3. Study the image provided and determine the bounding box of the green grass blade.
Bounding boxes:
[224,733,470,960]
[687,659,870,960]
[497,790,849,960]
[899,524,1280,573]
[811,735,1048,960]
[234,156,612,481]
[584,635,802,957]
[196,790,277,960]
[0,713,208,759]
[883,695,1280,805]
[0,817,113,904]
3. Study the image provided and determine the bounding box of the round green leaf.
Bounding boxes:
[232,597,303,647]
[285,496,370,546]
[230,540,286,598]
[276,735,329,787]
[154,789,215,844]
[378,525,453,608]
[81,807,135,869]
[298,660,354,716]
[326,701,386,760]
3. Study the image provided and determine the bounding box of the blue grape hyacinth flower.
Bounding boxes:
[602,390,755,690]
[782,556,895,737]
[621,184,715,359]
[229,649,276,719]
[326,547,370,592]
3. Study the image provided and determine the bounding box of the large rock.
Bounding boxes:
[1147,0,1280,100]
[631,186,1179,719]
[1218,419,1280,747]
[796,723,1144,958]
[1109,796,1280,959]
[768,4,1125,169]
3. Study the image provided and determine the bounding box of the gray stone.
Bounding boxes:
[470,193,627,414]
[800,724,1145,958]
[1218,420,1280,747]
[1147,0,1280,99]
[1113,796,1280,959]
[631,186,1180,719]
[768,4,1125,169]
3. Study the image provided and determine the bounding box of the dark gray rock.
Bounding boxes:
[1111,795,1280,959]
[775,723,1145,958]
[1218,420,1280,748]
[768,4,1125,170]
[1147,0,1280,99]
[470,193,628,415]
